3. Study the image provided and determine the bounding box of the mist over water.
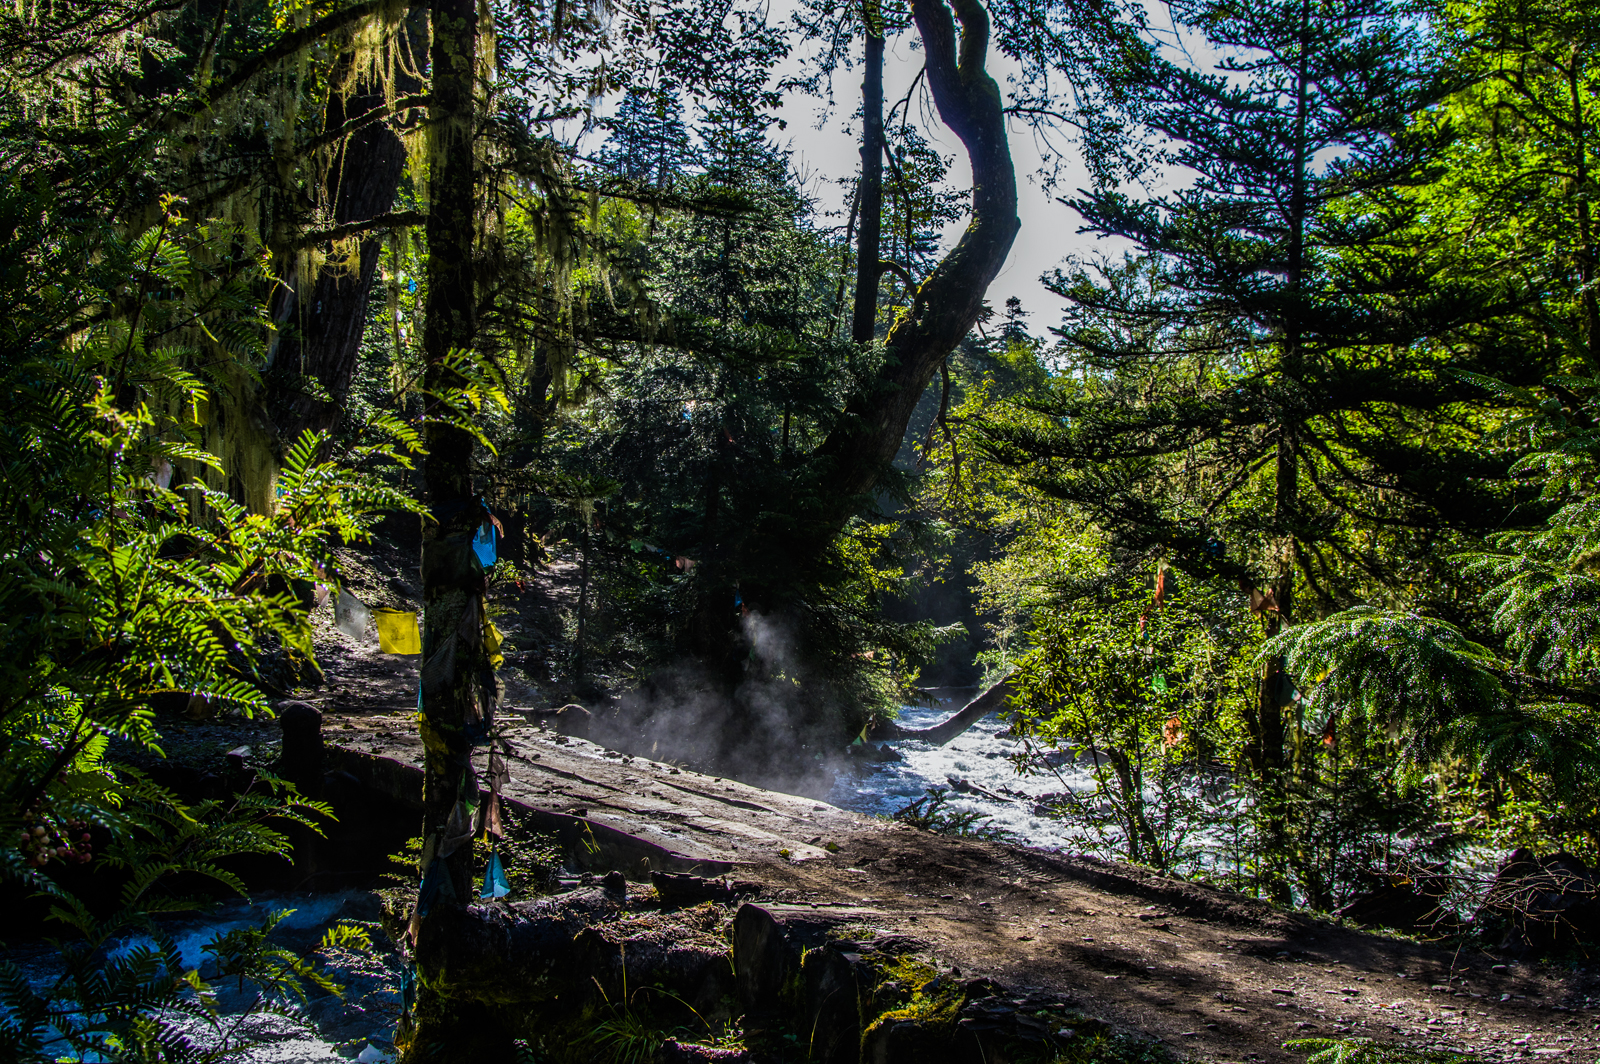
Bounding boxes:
[602,611,860,790]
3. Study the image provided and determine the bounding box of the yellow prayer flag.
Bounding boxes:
[374,609,422,655]
[481,601,504,669]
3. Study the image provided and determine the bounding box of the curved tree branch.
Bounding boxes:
[811,0,1019,515]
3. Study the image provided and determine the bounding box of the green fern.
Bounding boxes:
[1285,1037,1481,1064]
[0,187,412,1062]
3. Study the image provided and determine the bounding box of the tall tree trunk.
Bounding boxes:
[1254,433,1296,903]
[411,1,498,1054]
[851,3,885,345]
[813,0,1019,516]
[267,9,428,449]
[1251,19,1309,905]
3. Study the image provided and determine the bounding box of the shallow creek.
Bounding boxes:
[14,890,404,1063]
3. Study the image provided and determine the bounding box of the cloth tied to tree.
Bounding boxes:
[334,589,372,640]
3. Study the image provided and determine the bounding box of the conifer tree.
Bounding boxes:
[980,0,1523,897]
[598,86,696,187]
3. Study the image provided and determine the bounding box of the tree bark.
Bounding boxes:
[266,9,427,447]
[851,5,885,346]
[1253,434,1295,903]
[416,0,483,938]
[812,0,1019,515]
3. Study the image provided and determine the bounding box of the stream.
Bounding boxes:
[827,699,1098,847]
[13,891,404,1064]
[827,699,1249,876]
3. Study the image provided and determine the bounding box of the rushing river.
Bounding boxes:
[827,698,1102,848]
[826,698,1254,880]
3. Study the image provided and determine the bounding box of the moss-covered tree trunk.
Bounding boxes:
[409,0,503,1056]
[665,0,1018,757]
[419,0,481,903]
[266,8,428,448]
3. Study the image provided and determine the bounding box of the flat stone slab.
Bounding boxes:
[326,717,874,878]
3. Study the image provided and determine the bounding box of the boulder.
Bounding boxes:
[651,871,761,907]
[415,887,732,1012]
[406,894,1145,1063]
[552,703,591,738]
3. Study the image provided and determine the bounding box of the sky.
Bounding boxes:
[562,0,1188,329]
[763,9,1159,332]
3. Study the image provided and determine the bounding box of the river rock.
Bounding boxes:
[552,703,591,737]
[415,887,733,1014]
[404,886,1135,1062]
[275,701,325,797]
[651,871,761,906]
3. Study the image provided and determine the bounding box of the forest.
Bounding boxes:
[3,0,1600,1061]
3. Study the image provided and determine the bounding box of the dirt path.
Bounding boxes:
[307,706,1599,1064]
[290,543,1600,1061]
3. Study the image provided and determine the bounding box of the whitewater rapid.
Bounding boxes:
[827,699,1103,849]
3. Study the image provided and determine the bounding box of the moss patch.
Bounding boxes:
[862,954,963,1036]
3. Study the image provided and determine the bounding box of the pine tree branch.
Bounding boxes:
[293,210,428,249]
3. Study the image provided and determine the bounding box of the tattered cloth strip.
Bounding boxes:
[399,962,416,1016]
[416,855,457,918]
[481,599,504,669]
[471,519,497,569]
[439,797,476,860]
[482,750,510,839]
[1138,562,1173,634]
[1248,585,1279,614]
[479,850,510,899]
[419,592,486,716]
[485,791,504,839]
[487,749,510,790]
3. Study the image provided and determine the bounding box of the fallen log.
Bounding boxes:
[867,673,1014,746]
